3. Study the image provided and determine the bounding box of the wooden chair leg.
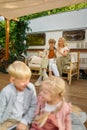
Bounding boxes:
[77,69,79,80]
[69,76,71,85]
[69,71,72,85]
[68,72,70,80]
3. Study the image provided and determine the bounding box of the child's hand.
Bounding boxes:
[16,122,27,130]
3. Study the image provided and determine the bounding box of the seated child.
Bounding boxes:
[30,76,87,130]
[0,61,37,130]
[30,76,72,130]
[35,39,60,86]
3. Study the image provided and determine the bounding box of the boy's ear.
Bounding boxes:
[10,77,15,83]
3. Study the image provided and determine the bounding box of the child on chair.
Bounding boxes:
[35,38,60,86]
[30,76,72,130]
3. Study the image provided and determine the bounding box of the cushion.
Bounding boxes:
[28,63,40,69]
[29,55,42,65]
[38,51,44,57]
[71,112,87,130]
[63,64,74,71]
[70,52,78,63]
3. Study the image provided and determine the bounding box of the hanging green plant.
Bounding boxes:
[9,19,30,63]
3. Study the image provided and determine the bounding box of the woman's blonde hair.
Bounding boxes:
[58,37,68,47]
[7,60,31,79]
[42,76,66,101]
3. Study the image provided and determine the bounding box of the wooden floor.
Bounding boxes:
[0,72,87,128]
[68,79,87,112]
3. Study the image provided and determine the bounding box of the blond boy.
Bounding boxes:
[0,61,37,130]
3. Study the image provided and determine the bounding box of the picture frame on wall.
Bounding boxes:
[63,29,85,41]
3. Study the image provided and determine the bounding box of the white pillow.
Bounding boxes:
[30,55,42,65]
[38,51,44,57]
[70,52,78,63]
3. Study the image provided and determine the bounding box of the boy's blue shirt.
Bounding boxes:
[0,82,37,125]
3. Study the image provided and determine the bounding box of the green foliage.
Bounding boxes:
[0,21,6,48]
[0,19,31,63]
[9,19,30,62]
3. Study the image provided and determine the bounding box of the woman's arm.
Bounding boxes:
[58,46,69,57]
[63,50,69,56]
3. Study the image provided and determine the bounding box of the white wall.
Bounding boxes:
[29,8,87,32]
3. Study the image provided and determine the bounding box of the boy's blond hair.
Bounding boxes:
[7,60,31,79]
[42,76,66,101]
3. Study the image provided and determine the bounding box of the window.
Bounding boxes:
[63,30,85,41]
[26,33,45,46]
